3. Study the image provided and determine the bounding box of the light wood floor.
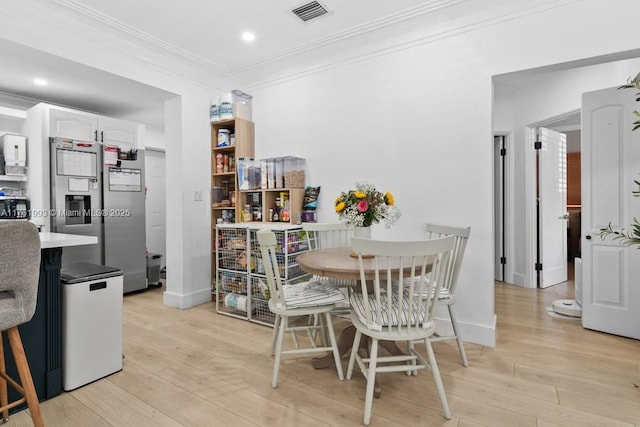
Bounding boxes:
[9,280,640,426]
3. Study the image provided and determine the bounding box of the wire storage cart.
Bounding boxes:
[215,223,311,326]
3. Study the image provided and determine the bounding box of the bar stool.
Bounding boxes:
[0,222,44,426]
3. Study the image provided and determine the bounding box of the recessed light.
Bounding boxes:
[33,78,48,86]
[241,32,255,43]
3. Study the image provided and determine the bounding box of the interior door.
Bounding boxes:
[144,148,166,268]
[581,86,640,339]
[538,127,568,287]
[494,135,505,281]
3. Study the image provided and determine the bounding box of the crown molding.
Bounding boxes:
[228,0,465,73]
[241,0,580,91]
[54,0,466,75]
[52,0,579,92]
[54,0,228,74]
[0,92,39,110]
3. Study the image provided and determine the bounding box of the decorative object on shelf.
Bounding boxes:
[598,72,640,246]
[335,182,401,228]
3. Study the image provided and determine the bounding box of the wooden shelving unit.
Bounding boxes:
[211,118,255,288]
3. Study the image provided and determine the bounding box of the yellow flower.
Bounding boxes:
[334,196,343,206]
[335,202,346,212]
[385,192,394,206]
[354,191,366,199]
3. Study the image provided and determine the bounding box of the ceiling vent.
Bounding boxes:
[291,1,330,22]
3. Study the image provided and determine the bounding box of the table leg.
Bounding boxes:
[311,325,355,369]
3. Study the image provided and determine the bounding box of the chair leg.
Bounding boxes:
[448,305,468,367]
[0,332,7,422]
[310,314,325,348]
[406,340,418,376]
[346,330,362,380]
[272,316,287,388]
[363,339,378,426]
[324,312,343,380]
[7,327,44,427]
[270,314,280,356]
[425,338,451,420]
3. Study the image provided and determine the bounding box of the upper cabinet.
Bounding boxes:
[24,103,146,215]
[99,116,139,147]
[49,108,97,142]
[49,108,141,148]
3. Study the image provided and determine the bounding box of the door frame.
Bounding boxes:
[524,109,580,288]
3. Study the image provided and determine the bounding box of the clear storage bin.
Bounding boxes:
[231,90,252,120]
[284,156,305,188]
[266,158,276,189]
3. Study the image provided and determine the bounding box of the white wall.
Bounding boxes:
[249,0,640,345]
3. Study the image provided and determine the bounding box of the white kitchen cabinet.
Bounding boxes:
[98,116,139,147]
[24,103,145,219]
[49,108,97,142]
[49,107,141,147]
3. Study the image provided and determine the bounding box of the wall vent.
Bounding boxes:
[291,1,330,22]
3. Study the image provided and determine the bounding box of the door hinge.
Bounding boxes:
[500,256,506,265]
[534,141,542,150]
[500,148,506,156]
[535,262,542,271]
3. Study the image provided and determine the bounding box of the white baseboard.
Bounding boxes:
[435,314,496,348]
[163,287,212,309]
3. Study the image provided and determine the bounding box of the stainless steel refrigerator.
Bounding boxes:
[50,138,147,293]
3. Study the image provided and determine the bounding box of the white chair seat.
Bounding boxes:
[350,293,430,331]
[280,281,345,308]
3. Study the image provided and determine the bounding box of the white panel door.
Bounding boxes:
[144,149,166,268]
[582,86,640,339]
[538,127,568,287]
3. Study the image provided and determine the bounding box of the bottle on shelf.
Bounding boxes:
[272,198,280,222]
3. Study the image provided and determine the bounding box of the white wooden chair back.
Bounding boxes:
[303,222,358,296]
[257,229,286,309]
[351,236,455,333]
[425,224,470,296]
[303,222,356,251]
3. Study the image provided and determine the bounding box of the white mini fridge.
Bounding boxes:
[61,262,124,391]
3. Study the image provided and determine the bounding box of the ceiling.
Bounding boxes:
[65,0,449,74]
[0,0,466,127]
[0,0,619,131]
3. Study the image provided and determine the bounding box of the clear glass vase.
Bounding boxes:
[353,226,372,239]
